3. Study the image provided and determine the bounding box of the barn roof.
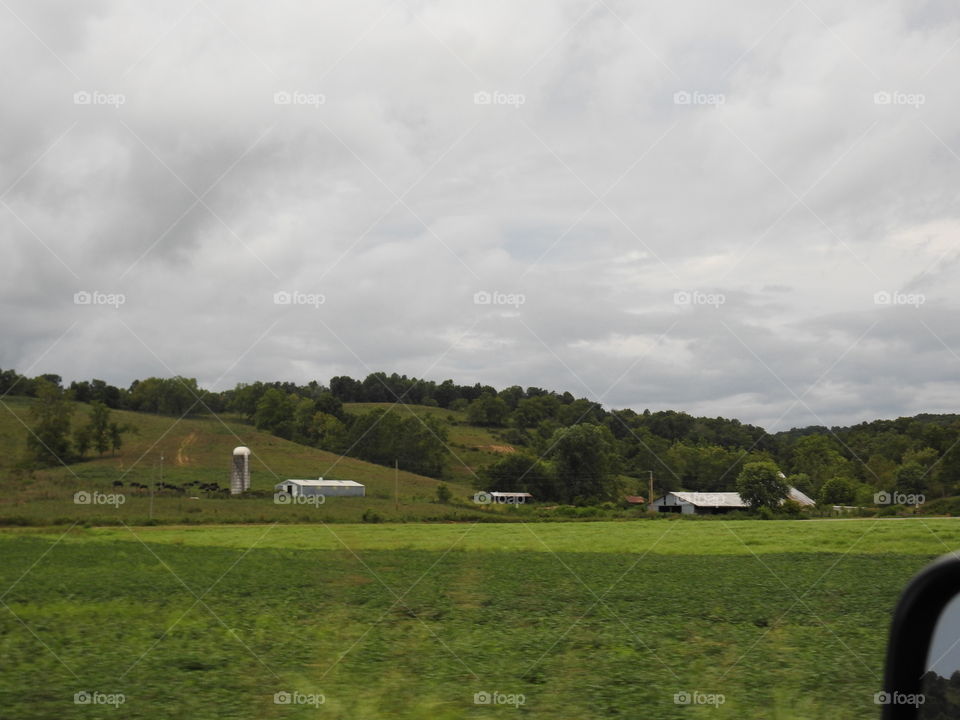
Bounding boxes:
[670,491,748,508]
[658,486,813,508]
[277,478,365,487]
[786,487,815,506]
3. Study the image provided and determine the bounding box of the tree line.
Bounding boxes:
[6,367,960,507]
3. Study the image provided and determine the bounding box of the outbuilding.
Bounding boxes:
[650,486,814,514]
[275,478,365,497]
[650,491,747,515]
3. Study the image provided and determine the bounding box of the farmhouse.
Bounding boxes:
[650,486,814,515]
[274,478,365,497]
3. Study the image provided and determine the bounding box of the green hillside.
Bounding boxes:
[343,402,518,483]
[0,397,476,525]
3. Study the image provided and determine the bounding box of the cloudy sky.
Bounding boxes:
[2,0,959,430]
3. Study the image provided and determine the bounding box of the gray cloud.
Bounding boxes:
[2,0,960,429]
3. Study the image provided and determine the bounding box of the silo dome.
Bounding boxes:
[233,446,251,455]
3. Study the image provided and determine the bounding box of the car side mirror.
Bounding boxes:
[882,553,960,719]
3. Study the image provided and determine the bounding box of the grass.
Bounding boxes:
[17,516,960,553]
[0,518,956,718]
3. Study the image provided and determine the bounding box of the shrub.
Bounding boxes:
[362,509,383,523]
[779,499,803,517]
[435,483,452,504]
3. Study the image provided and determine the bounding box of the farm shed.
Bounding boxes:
[650,492,747,515]
[650,486,813,514]
[275,478,365,497]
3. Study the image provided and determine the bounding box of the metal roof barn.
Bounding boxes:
[274,478,365,497]
[650,486,813,514]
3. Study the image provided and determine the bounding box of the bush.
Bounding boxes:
[362,509,383,523]
[779,499,803,517]
[435,483,452,504]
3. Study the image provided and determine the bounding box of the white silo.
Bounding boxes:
[231,446,251,494]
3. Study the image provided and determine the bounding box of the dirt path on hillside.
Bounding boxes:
[176,432,197,466]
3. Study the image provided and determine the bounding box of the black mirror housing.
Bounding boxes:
[882,553,960,719]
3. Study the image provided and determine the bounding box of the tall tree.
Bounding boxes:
[254,388,296,439]
[736,461,788,510]
[548,423,618,504]
[23,379,74,466]
[481,453,557,499]
[88,401,112,455]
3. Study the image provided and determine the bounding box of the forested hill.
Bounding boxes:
[4,367,959,506]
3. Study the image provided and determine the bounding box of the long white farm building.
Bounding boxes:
[275,478,365,497]
[650,486,814,515]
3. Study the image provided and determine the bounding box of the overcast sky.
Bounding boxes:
[2,0,959,430]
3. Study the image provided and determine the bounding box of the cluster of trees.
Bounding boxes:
[920,671,960,719]
[20,380,133,467]
[238,385,448,477]
[481,423,621,504]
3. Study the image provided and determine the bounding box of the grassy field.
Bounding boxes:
[1,518,957,719]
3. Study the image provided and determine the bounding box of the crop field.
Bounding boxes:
[2,519,958,719]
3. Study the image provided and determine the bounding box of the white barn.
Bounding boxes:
[650,491,747,515]
[650,486,814,515]
[275,478,365,497]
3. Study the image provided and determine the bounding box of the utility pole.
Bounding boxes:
[395,459,399,512]
[643,470,654,512]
